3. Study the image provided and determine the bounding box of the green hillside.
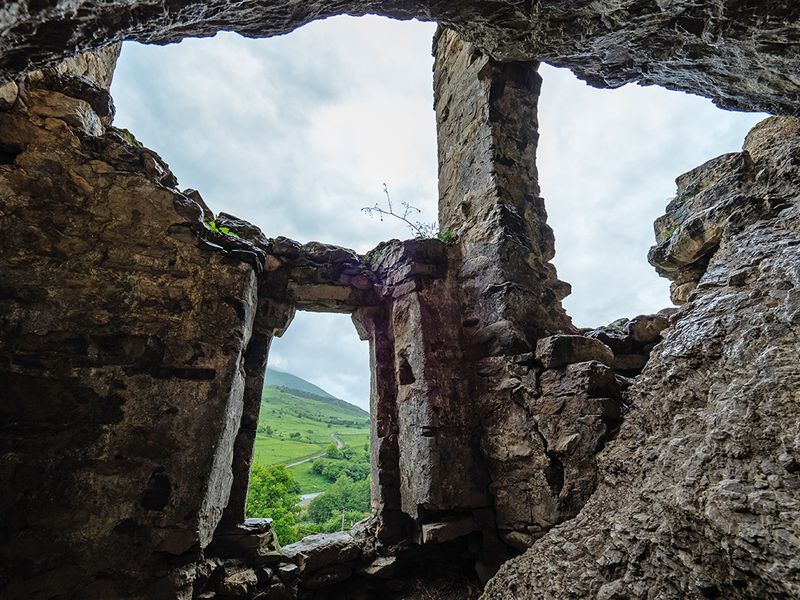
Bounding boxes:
[265,368,336,399]
[253,372,370,494]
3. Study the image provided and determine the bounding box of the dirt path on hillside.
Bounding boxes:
[284,432,343,468]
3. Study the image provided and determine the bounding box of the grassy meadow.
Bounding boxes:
[252,381,370,493]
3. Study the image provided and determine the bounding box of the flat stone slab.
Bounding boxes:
[280,532,360,573]
[421,517,476,544]
[357,556,399,579]
[207,519,276,558]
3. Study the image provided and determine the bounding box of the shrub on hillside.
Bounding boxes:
[311,442,370,482]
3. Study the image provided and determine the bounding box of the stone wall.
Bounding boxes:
[483,117,800,599]
[432,29,641,573]
[0,52,262,597]
[0,47,518,596]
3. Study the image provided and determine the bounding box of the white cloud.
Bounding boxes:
[110,16,766,407]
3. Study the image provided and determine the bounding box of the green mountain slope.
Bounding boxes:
[264,368,369,419]
[265,367,335,399]
[253,373,370,494]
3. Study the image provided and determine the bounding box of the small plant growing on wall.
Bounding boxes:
[203,216,239,237]
[362,184,454,244]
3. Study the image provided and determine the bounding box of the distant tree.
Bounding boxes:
[289,432,301,440]
[246,464,301,545]
[306,476,370,525]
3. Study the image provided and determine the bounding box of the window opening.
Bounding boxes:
[537,63,766,328]
[109,16,439,254]
[246,311,370,545]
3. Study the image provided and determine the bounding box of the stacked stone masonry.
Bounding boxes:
[1,4,799,600]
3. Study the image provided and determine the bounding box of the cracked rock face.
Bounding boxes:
[482,116,800,599]
[1,1,799,115]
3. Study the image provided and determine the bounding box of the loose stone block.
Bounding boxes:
[421,517,476,544]
[357,556,399,579]
[535,335,614,369]
[217,566,258,597]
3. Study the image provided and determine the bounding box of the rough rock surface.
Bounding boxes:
[0,52,262,597]
[1,2,799,115]
[535,335,614,369]
[586,311,675,375]
[433,28,626,572]
[482,117,800,599]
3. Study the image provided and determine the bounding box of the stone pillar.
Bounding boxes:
[219,286,294,527]
[433,28,578,551]
[352,304,408,543]
[434,27,572,343]
[355,239,491,542]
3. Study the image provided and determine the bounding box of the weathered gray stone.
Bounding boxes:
[434,26,583,548]
[535,335,614,369]
[264,581,291,600]
[586,313,672,376]
[25,87,104,136]
[498,531,537,553]
[610,353,648,373]
[217,566,258,597]
[483,118,800,599]
[280,532,361,573]
[625,314,670,345]
[302,563,355,589]
[0,67,264,597]
[421,517,476,544]
[357,556,399,579]
[0,81,18,110]
[277,563,300,582]
[647,140,778,305]
[355,237,491,531]
[207,519,277,558]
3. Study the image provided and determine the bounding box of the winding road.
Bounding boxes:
[292,433,345,506]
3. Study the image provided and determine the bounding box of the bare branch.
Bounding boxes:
[363,184,438,240]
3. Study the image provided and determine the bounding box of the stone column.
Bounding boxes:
[218,286,294,527]
[434,27,572,343]
[433,28,577,552]
[355,239,491,543]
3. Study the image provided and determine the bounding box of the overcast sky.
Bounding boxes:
[111,16,765,411]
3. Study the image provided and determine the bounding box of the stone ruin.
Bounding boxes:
[0,2,798,599]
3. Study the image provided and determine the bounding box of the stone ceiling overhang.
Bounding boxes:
[1,1,799,115]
